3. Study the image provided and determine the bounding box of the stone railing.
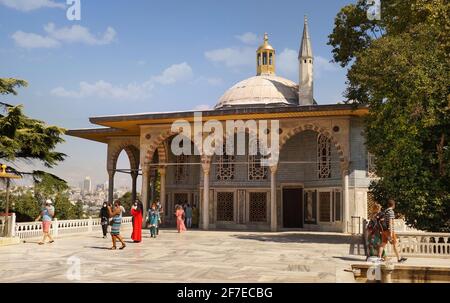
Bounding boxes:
[15,217,132,240]
[386,232,450,258]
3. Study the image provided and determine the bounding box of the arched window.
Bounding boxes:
[257,53,261,66]
[175,154,188,183]
[317,134,331,179]
[216,144,235,181]
[269,52,273,65]
[263,52,268,65]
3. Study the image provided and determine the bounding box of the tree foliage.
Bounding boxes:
[329,0,450,231]
[0,78,71,221]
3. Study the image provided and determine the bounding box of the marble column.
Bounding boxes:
[158,167,167,209]
[270,165,278,232]
[141,164,150,220]
[202,158,211,230]
[131,171,138,202]
[108,169,115,204]
[342,162,350,233]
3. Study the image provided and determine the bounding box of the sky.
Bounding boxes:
[0,0,354,189]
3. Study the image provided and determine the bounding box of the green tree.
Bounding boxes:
[329,0,450,231]
[1,78,67,217]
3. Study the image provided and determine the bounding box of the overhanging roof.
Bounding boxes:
[67,104,368,143]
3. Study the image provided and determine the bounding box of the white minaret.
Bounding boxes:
[298,16,314,106]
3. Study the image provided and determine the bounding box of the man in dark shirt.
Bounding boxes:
[380,199,407,263]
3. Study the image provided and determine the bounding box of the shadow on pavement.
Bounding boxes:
[231,233,356,245]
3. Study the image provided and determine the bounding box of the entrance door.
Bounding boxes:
[282,188,303,228]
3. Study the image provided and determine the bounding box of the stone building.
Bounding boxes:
[68,18,374,233]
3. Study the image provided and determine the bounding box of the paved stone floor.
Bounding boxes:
[1,229,448,283]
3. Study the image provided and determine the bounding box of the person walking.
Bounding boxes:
[192,204,199,228]
[148,203,160,238]
[35,199,55,245]
[185,203,193,229]
[107,200,126,250]
[175,205,186,233]
[100,202,109,238]
[131,201,142,243]
[379,199,407,263]
[366,203,386,260]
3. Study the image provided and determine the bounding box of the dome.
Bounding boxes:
[215,74,299,109]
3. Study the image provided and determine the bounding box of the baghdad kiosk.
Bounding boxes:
[68,18,374,233]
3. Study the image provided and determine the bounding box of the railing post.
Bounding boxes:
[10,213,16,237]
[88,217,93,232]
[53,218,59,237]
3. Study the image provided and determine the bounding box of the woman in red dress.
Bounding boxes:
[131,201,143,242]
[175,205,187,233]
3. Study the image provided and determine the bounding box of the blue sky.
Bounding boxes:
[0,0,353,188]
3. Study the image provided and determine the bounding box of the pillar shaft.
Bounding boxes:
[108,170,115,204]
[270,166,278,232]
[131,172,138,202]
[141,164,150,220]
[158,167,166,209]
[342,165,350,233]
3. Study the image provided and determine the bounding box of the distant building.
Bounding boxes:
[83,176,92,195]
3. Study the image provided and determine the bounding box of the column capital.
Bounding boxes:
[340,160,350,175]
[158,166,167,176]
[269,165,278,174]
[201,156,211,174]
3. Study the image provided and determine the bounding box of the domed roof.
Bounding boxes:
[215,75,299,109]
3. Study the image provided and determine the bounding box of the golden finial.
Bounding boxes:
[264,32,268,43]
[256,32,276,76]
[1,164,6,174]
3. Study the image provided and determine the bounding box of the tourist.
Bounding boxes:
[379,199,407,263]
[175,205,186,233]
[366,203,385,260]
[192,204,199,228]
[100,202,109,238]
[148,202,160,238]
[35,199,55,245]
[131,201,142,243]
[185,203,193,228]
[107,200,126,250]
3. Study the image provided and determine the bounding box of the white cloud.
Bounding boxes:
[50,63,194,100]
[278,48,298,78]
[44,23,116,45]
[152,62,193,85]
[12,31,60,49]
[276,48,340,80]
[205,47,254,68]
[137,60,147,66]
[315,55,339,78]
[235,32,259,45]
[12,23,117,49]
[51,80,154,100]
[0,0,64,11]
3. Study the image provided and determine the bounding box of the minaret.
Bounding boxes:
[298,16,314,106]
[256,33,275,76]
